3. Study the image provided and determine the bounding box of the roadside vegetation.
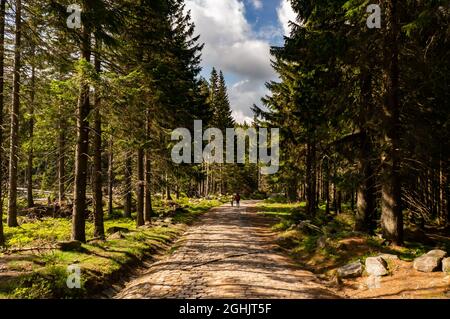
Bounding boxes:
[0,197,223,299]
[257,200,450,276]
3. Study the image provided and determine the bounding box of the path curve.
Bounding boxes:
[115,200,338,299]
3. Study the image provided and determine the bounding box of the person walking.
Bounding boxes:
[234,193,241,208]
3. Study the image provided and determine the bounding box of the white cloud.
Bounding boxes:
[232,110,254,125]
[185,0,278,124]
[277,0,297,36]
[250,0,263,10]
[186,0,275,81]
[229,80,270,124]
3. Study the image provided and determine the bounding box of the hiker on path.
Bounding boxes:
[234,193,241,208]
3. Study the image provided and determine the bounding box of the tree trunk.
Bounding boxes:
[380,0,403,245]
[124,154,132,218]
[92,48,104,239]
[72,24,91,242]
[144,112,152,222]
[58,110,66,204]
[136,148,144,226]
[0,0,6,245]
[107,138,113,217]
[324,158,330,215]
[337,191,342,214]
[7,0,22,227]
[27,58,35,208]
[165,172,172,200]
[144,149,153,223]
[355,131,376,233]
[305,139,316,215]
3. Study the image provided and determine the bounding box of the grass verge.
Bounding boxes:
[257,201,449,276]
[0,198,223,299]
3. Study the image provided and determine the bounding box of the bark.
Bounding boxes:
[323,158,330,215]
[72,24,91,242]
[124,154,132,218]
[0,0,5,245]
[144,112,153,222]
[380,0,403,245]
[27,56,35,208]
[355,131,376,233]
[7,0,22,227]
[58,113,66,204]
[333,185,337,213]
[107,139,113,217]
[305,139,317,216]
[337,191,342,214]
[165,173,172,200]
[144,149,153,222]
[92,49,104,239]
[136,148,145,226]
[443,158,449,226]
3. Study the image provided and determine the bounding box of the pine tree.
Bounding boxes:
[0,0,5,245]
[7,0,22,227]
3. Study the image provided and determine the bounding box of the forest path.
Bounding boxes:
[115,200,339,299]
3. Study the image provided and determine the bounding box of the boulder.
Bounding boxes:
[413,255,442,272]
[378,254,399,262]
[106,226,129,235]
[426,249,447,259]
[57,240,82,252]
[442,258,450,273]
[163,217,173,224]
[337,261,363,279]
[365,257,389,276]
[108,232,125,240]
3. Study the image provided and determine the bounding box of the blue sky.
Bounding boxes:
[185,0,296,123]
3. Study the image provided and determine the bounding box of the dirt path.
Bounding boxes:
[115,200,339,299]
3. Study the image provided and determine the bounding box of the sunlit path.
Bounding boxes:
[115,201,338,299]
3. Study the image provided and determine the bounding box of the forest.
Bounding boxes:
[0,0,448,300]
[254,0,450,245]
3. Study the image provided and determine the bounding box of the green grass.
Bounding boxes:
[0,197,224,299]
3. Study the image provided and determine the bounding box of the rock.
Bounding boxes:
[442,258,450,272]
[337,261,363,278]
[106,226,129,235]
[57,240,82,252]
[378,254,399,262]
[163,217,173,224]
[365,257,389,276]
[108,232,125,240]
[413,255,442,272]
[426,249,447,259]
[413,249,447,272]
[317,236,327,249]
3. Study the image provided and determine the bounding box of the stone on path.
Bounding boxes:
[425,249,447,259]
[337,261,363,279]
[365,257,388,276]
[442,258,450,273]
[378,254,399,262]
[413,249,447,273]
